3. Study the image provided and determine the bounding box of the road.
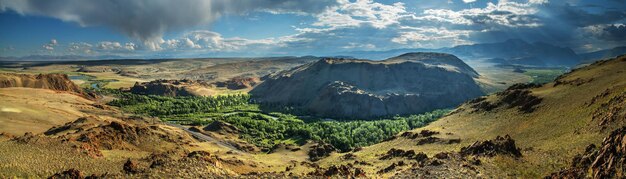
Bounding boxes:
[166,123,243,153]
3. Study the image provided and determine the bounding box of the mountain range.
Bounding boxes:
[340,39,626,67]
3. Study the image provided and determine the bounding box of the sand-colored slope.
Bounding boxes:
[0,87,113,135]
[318,55,626,178]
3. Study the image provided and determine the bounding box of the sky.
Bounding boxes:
[0,0,625,58]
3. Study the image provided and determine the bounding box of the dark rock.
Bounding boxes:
[460,135,522,157]
[48,168,84,179]
[308,143,336,161]
[123,159,139,174]
[416,136,441,145]
[419,130,440,137]
[380,148,428,162]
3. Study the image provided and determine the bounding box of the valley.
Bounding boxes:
[0,54,624,178]
[2,1,625,178]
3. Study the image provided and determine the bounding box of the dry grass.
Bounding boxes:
[329,57,626,178]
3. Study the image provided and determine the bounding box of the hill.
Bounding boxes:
[321,55,626,177]
[251,53,483,119]
[0,73,93,99]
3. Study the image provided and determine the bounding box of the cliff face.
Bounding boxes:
[0,73,91,99]
[251,54,483,119]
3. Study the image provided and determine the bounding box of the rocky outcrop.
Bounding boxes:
[251,55,483,119]
[0,73,93,99]
[467,83,542,113]
[128,79,205,96]
[379,148,428,161]
[308,143,337,161]
[547,126,626,179]
[213,77,259,90]
[460,135,522,157]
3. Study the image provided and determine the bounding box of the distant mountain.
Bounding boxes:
[580,46,626,63]
[251,53,483,119]
[0,55,124,61]
[384,52,479,77]
[440,39,581,67]
[340,39,583,67]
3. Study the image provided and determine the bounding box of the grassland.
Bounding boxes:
[523,68,567,84]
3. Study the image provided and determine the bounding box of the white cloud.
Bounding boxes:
[418,1,543,28]
[42,39,58,50]
[462,0,477,3]
[313,0,412,29]
[342,43,376,49]
[391,27,472,48]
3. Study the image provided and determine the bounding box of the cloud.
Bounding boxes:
[42,39,57,50]
[0,0,337,50]
[417,1,543,28]
[313,0,412,29]
[583,24,626,41]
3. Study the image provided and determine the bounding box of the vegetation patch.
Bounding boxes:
[106,91,450,151]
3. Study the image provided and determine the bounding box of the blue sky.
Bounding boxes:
[1,0,625,58]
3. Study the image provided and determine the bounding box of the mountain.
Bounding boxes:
[441,39,581,66]
[0,55,124,61]
[384,52,479,77]
[250,53,483,119]
[580,46,626,63]
[341,39,582,67]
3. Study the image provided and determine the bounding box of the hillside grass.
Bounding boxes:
[329,57,626,178]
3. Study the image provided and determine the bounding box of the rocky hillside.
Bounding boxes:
[127,79,210,97]
[128,77,260,97]
[251,54,483,119]
[335,55,626,178]
[0,73,92,99]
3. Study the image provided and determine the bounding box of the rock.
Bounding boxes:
[417,136,441,145]
[310,164,366,177]
[498,87,543,113]
[250,54,483,119]
[549,126,626,179]
[434,152,449,159]
[419,130,440,137]
[341,153,357,160]
[308,143,336,161]
[127,79,209,96]
[123,159,139,174]
[380,148,428,162]
[460,135,522,157]
[48,168,84,179]
[212,77,259,90]
[378,162,402,174]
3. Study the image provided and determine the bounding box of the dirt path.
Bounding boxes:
[166,123,244,153]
